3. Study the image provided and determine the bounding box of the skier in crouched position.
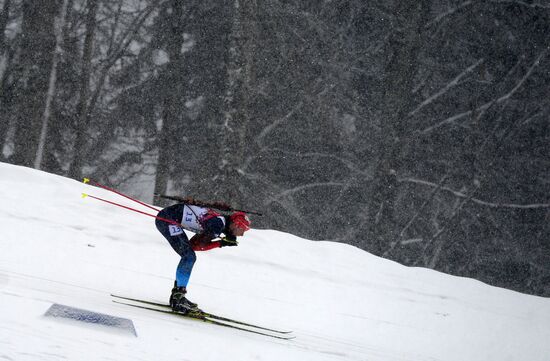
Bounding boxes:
[155,200,251,314]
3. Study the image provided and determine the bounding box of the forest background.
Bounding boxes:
[1,0,549,296]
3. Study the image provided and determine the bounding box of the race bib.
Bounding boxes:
[168,225,184,236]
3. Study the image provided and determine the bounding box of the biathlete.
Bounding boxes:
[155,201,251,313]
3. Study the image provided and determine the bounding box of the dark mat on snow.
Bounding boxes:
[44,303,137,336]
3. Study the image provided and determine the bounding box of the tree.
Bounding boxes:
[171,0,232,201]
[64,0,157,180]
[152,0,187,205]
[0,0,14,156]
[214,0,259,206]
[362,1,431,254]
[66,0,98,179]
[11,0,58,167]
[34,0,70,170]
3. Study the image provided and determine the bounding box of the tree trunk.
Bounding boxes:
[153,0,186,206]
[0,0,9,51]
[216,0,258,206]
[11,0,57,167]
[35,0,70,170]
[67,0,98,179]
[178,1,232,201]
[0,0,12,156]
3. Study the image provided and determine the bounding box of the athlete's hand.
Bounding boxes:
[219,237,238,247]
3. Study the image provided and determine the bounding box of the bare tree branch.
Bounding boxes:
[401,177,550,209]
[409,59,484,116]
[266,181,347,203]
[428,0,550,28]
[382,174,450,257]
[426,1,473,27]
[489,0,550,9]
[255,101,303,148]
[421,48,549,134]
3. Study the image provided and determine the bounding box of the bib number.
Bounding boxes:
[169,225,184,236]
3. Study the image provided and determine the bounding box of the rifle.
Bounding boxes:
[154,193,263,216]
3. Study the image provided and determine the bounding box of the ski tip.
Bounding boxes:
[83,178,90,184]
[81,193,88,199]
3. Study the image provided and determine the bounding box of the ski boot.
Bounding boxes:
[169,282,200,315]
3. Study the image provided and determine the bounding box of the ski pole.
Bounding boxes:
[81,193,180,226]
[83,178,160,212]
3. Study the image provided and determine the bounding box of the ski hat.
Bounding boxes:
[230,212,251,231]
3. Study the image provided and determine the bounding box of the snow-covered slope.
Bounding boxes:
[1,162,549,361]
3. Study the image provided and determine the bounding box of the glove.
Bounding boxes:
[224,233,236,242]
[219,236,238,247]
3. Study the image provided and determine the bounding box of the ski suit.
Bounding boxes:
[155,203,229,288]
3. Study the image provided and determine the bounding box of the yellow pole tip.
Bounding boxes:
[83,178,90,184]
[81,193,88,198]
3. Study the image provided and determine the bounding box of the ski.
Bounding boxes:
[111,294,292,334]
[112,300,295,340]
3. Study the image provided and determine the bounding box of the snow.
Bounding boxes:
[152,49,169,66]
[1,161,549,361]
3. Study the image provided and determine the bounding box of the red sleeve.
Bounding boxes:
[192,241,221,251]
[190,233,221,251]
